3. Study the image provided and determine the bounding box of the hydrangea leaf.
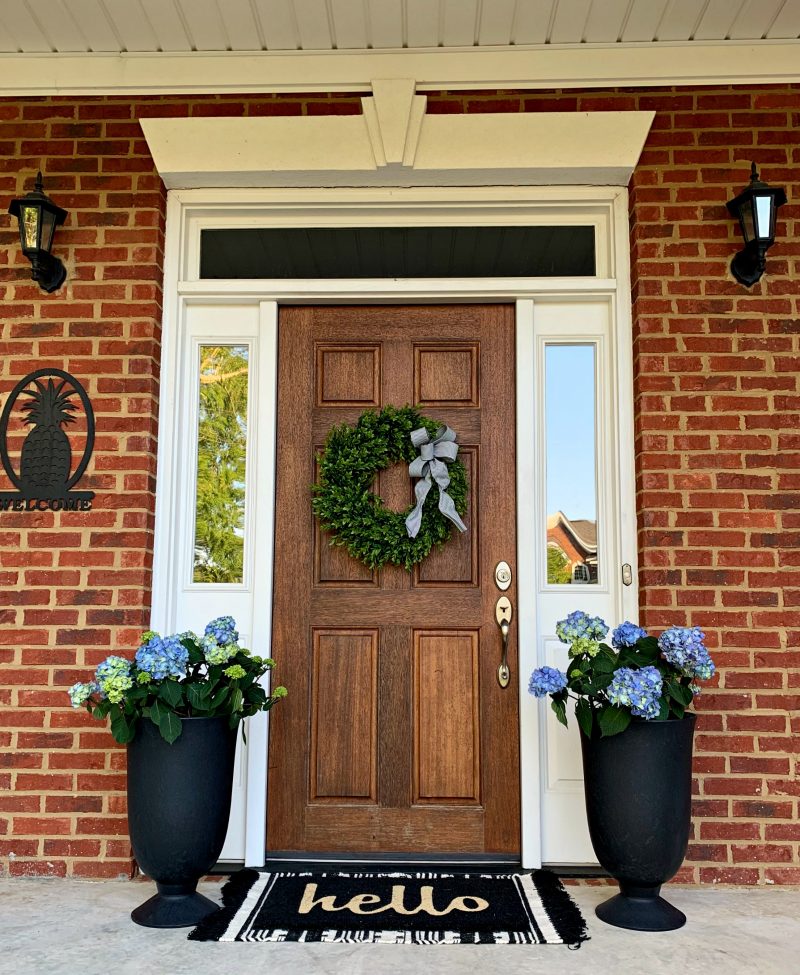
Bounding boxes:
[148,698,166,728]
[158,680,183,709]
[575,698,594,738]
[187,683,212,711]
[158,709,182,744]
[550,696,568,728]
[666,680,694,707]
[210,686,230,712]
[110,710,136,744]
[597,705,632,738]
[592,654,616,675]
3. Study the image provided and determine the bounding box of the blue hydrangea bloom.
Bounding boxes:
[204,616,238,647]
[607,665,663,719]
[135,633,189,681]
[555,610,608,657]
[68,681,101,708]
[611,621,649,648]
[528,666,568,698]
[658,626,716,680]
[94,656,133,704]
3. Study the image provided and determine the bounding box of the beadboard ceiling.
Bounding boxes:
[0,0,798,54]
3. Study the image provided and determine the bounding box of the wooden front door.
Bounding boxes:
[267,305,519,855]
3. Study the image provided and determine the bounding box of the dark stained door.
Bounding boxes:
[267,305,519,854]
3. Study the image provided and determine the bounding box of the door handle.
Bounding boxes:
[495,595,512,688]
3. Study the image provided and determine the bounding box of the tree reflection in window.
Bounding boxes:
[192,345,249,584]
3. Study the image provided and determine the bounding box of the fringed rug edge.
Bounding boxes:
[187,868,261,941]
[530,869,590,947]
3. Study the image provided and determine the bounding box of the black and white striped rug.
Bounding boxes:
[189,869,588,946]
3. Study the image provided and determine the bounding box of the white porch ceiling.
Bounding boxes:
[0,1,798,95]
[1,0,798,54]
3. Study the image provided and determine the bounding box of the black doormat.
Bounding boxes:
[188,869,588,946]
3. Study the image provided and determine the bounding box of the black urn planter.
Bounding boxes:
[580,712,696,932]
[127,715,237,928]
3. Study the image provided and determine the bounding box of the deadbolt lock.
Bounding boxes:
[495,561,512,591]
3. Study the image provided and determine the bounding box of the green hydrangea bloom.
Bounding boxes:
[223,664,246,679]
[202,635,238,666]
[94,656,133,704]
[569,637,601,658]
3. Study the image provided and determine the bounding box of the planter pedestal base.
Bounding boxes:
[131,883,221,929]
[595,884,686,932]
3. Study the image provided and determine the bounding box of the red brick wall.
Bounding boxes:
[0,87,797,882]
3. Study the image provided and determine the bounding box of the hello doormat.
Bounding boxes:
[188,869,588,945]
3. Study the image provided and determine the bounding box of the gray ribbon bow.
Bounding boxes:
[405,425,468,539]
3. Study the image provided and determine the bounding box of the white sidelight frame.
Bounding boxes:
[151,186,640,868]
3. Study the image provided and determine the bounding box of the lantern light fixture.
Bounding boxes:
[7,171,68,293]
[726,162,787,288]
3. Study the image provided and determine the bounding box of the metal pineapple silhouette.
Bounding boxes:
[19,378,78,493]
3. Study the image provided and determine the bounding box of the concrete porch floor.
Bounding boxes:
[2,877,797,975]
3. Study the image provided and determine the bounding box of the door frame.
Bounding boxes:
[151,186,640,868]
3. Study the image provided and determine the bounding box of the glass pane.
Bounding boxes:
[192,345,249,584]
[545,345,599,585]
[199,226,596,279]
[755,195,773,240]
[40,208,57,252]
[740,199,755,244]
[21,205,39,249]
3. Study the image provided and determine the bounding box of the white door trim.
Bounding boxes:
[3,42,800,97]
[151,186,640,867]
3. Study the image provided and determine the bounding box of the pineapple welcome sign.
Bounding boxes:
[0,369,95,513]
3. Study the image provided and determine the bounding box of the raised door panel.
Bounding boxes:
[310,629,378,802]
[315,344,381,407]
[413,630,480,804]
[414,343,479,407]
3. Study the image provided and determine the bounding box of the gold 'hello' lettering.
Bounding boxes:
[297,882,489,917]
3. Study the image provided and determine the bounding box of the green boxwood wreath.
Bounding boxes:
[312,405,468,571]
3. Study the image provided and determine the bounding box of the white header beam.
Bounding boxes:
[0,42,798,96]
[141,103,654,189]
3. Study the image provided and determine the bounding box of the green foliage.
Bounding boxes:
[193,346,249,583]
[550,693,568,728]
[547,546,573,584]
[574,698,594,738]
[311,405,469,571]
[597,705,632,737]
[77,620,287,745]
[532,619,713,739]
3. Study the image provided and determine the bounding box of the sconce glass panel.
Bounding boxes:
[755,195,773,240]
[21,205,39,249]
[740,201,755,244]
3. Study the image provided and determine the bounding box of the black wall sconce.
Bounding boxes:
[726,162,787,288]
[7,171,68,293]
